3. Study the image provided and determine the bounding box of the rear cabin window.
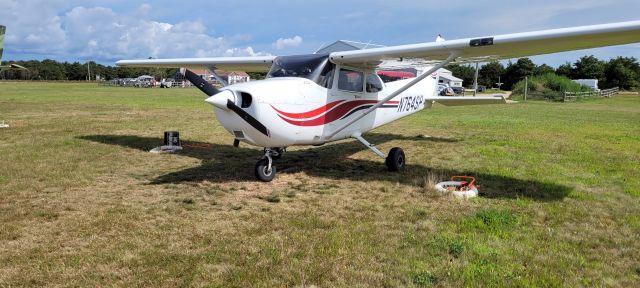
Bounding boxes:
[338,68,364,92]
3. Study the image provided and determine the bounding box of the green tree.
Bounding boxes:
[502,58,536,90]
[247,72,267,80]
[478,61,505,88]
[556,62,573,78]
[445,64,476,87]
[602,57,640,89]
[573,55,605,80]
[534,64,555,75]
[36,59,65,80]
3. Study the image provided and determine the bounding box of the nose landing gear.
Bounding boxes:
[254,147,285,182]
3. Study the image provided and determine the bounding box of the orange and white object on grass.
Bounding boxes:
[435,176,479,199]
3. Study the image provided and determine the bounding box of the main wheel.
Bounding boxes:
[255,158,276,182]
[386,147,405,172]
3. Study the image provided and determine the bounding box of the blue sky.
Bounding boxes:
[1,0,639,66]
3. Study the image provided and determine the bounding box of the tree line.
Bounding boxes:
[446,55,640,90]
[2,56,639,90]
[0,59,178,81]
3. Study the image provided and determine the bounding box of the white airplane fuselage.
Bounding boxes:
[211,69,437,148]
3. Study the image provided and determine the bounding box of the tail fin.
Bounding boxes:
[0,25,5,65]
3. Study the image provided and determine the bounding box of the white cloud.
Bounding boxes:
[0,1,268,61]
[0,0,67,53]
[136,3,152,15]
[273,36,303,50]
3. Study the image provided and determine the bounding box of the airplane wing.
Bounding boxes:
[115,56,276,72]
[329,20,640,68]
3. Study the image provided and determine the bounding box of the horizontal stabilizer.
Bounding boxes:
[426,96,507,106]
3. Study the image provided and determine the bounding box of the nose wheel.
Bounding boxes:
[254,148,285,182]
[255,158,276,182]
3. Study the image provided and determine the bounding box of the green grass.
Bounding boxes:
[1,82,639,286]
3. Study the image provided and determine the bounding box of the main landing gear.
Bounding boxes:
[353,134,406,172]
[253,135,404,182]
[254,147,285,182]
[385,147,405,171]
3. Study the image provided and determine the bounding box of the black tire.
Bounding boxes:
[255,158,276,182]
[386,147,405,172]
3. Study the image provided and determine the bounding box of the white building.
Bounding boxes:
[572,79,599,91]
[437,68,463,88]
[216,71,251,85]
[178,69,251,86]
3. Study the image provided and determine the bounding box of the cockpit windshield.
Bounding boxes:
[266,54,329,82]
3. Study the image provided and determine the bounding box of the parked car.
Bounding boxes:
[160,78,175,88]
[450,86,464,95]
[438,84,455,96]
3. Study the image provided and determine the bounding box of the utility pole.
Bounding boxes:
[473,62,479,96]
[87,61,91,81]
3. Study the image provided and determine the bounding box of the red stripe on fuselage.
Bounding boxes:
[271,100,345,119]
[275,100,399,126]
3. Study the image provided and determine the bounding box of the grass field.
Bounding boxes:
[1,82,639,287]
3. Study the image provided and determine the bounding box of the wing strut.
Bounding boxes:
[326,52,459,140]
[205,66,229,87]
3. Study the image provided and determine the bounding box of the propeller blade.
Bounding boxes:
[226,100,270,137]
[181,68,219,96]
[181,68,270,138]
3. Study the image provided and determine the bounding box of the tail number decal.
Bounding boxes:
[397,95,424,113]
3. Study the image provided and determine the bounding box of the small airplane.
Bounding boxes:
[0,25,28,72]
[117,20,640,182]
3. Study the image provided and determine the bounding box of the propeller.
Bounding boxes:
[179,68,270,137]
[181,68,219,96]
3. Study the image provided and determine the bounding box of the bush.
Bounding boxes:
[511,73,592,101]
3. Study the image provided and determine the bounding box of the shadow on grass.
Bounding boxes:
[79,134,571,201]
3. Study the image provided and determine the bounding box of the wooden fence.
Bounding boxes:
[563,87,619,102]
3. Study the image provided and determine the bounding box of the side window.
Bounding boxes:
[338,68,363,92]
[319,63,335,89]
[366,73,384,92]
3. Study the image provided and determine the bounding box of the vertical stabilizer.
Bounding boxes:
[0,25,5,65]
